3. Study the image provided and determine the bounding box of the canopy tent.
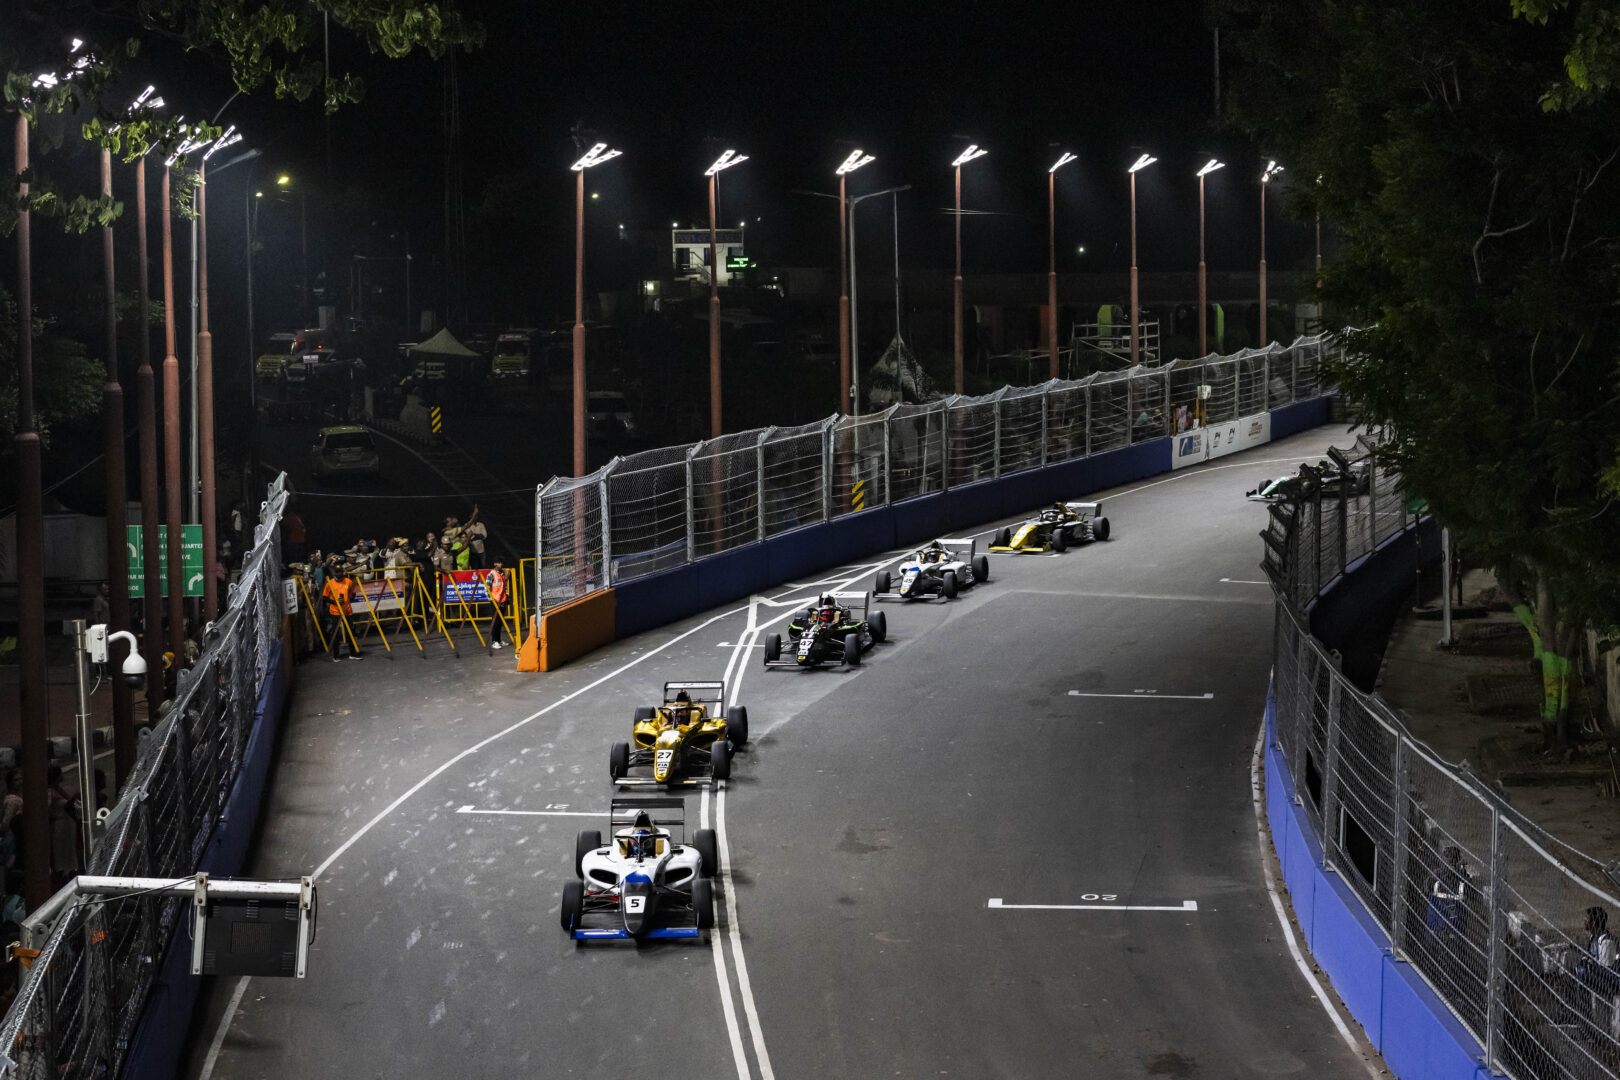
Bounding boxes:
[407,328,480,358]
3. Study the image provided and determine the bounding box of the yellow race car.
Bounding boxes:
[989,500,1112,553]
[609,681,749,786]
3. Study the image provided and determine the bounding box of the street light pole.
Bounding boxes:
[951,144,988,395]
[1196,159,1225,357]
[196,129,242,624]
[161,161,185,660]
[1260,160,1283,347]
[135,154,164,713]
[847,183,910,414]
[834,150,874,415]
[1128,153,1157,367]
[99,141,135,784]
[705,149,747,439]
[569,141,621,476]
[1047,152,1077,380]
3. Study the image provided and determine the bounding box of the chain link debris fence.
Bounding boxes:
[538,333,1343,611]
[1266,446,1620,1080]
[0,474,292,1079]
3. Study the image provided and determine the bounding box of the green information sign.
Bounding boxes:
[127,525,204,598]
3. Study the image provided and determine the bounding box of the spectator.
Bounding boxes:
[320,559,362,661]
[451,530,472,572]
[1578,906,1620,1044]
[462,506,487,569]
[2,770,24,869]
[1426,845,1471,942]
[282,506,306,553]
[433,536,456,576]
[90,583,110,627]
[1,870,24,926]
[47,763,80,885]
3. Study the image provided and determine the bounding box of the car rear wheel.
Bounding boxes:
[574,829,601,878]
[763,633,781,665]
[994,527,1011,547]
[875,570,891,594]
[725,705,749,746]
[692,878,715,930]
[561,880,585,933]
[942,570,958,599]
[609,741,629,780]
[710,737,732,781]
[1052,528,1069,552]
[870,610,887,643]
[844,632,862,665]
[693,828,719,877]
[1092,516,1111,541]
[973,554,990,583]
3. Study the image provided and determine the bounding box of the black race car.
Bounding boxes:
[762,591,886,669]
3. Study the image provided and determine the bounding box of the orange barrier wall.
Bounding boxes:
[539,588,616,671]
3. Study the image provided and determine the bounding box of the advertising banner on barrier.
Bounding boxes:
[441,569,491,605]
[359,578,408,613]
[1172,412,1272,470]
[1171,429,1206,470]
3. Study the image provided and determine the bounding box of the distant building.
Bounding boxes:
[671,228,747,286]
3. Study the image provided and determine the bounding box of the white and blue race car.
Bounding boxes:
[874,538,989,600]
[561,797,717,941]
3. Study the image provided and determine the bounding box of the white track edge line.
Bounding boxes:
[197,975,250,1080]
[702,783,751,1080]
[1251,714,1384,1079]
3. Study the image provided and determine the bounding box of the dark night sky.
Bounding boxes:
[114,0,1313,324]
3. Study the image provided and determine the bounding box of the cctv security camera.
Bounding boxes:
[107,630,145,688]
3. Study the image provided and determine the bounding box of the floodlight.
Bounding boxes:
[1049,152,1077,173]
[1197,158,1225,178]
[1262,160,1284,183]
[276,174,291,185]
[951,145,988,168]
[705,149,748,176]
[204,125,241,160]
[836,150,875,175]
[1129,153,1157,173]
[571,142,622,171]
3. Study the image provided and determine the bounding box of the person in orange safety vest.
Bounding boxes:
[485,561,509,651]
[320,560,362,661]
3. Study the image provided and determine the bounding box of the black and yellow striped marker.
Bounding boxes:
[429,406,443,434]
[852,479,866,511]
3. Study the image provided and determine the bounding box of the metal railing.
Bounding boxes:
[0,475,292,1079]
[1266,443,1620,1080]
[537,333,1340,610]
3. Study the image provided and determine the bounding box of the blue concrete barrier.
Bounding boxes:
[124,637,291,1080]
[1271,397,1333,441]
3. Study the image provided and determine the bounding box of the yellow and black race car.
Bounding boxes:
[609,681,749,786]
[989,500,1112,553]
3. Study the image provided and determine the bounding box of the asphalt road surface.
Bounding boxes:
[185,424,1385,1080]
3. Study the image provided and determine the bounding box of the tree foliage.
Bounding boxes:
[0,282,103,445]
[1219,0,1620,739]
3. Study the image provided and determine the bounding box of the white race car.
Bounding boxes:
[874,538,989,600]
[561,797,717,941]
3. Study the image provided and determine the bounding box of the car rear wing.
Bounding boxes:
[1063,500,1102,516]
[662,680,726,712]
[610,796,688,836]
[937,537,977,562]
[829,590,872,623]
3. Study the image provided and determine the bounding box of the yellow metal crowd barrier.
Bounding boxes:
[292,565,521,659]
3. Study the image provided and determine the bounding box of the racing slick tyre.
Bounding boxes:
[1052,527,1069,552]
[994,527,1011,548]
[870,610,887,643]
[875,570,891,594]
[725,705,749,746]
[763,633,782,665]
[973,554,990,583]
[634,706,656,723]
[574,830,601,878]
[844,632,863,666]
[1092,516,1111,541]
[692,878,716,930]
[942,570,958,599]
[609,741,630,781]
[561,880,585,933]
[710,737,732,781]
[693,828,719,878]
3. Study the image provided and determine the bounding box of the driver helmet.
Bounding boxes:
[817,595,838,624]
[630,812,657,859]
[672,690,694,726]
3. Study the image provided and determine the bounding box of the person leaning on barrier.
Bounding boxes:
[1425,845,1472,942]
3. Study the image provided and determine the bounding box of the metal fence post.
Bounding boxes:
[1084,381,1093,458]
[1390,732,1412,959]
[820,416,837,522]
[1039,382,1051,468]
[1319,672,1344,868]
[1337,475,1350,582]
[534,478,557,616]
[1292,630,1313,793]
[939,401,952,494]
[598,460,619,586]
[1486,803,1505,1073]
[880,407,895,506]
[685,444,699,563]
[755,427,774,543]
[1368,448,1379,548]
[991,387,1006,479]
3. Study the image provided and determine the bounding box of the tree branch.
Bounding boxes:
[1546,333,1584,391]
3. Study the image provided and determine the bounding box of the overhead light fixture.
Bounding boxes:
[204,125,241,159]
[1197,158,1225,177]
[836,149,875,175]
[1129,153,1157,173]
[1262,160,1284,183]
[571,142,622,172]
[706,149,748,176]
[1049,152,1077,173]
[951,144,988,167]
